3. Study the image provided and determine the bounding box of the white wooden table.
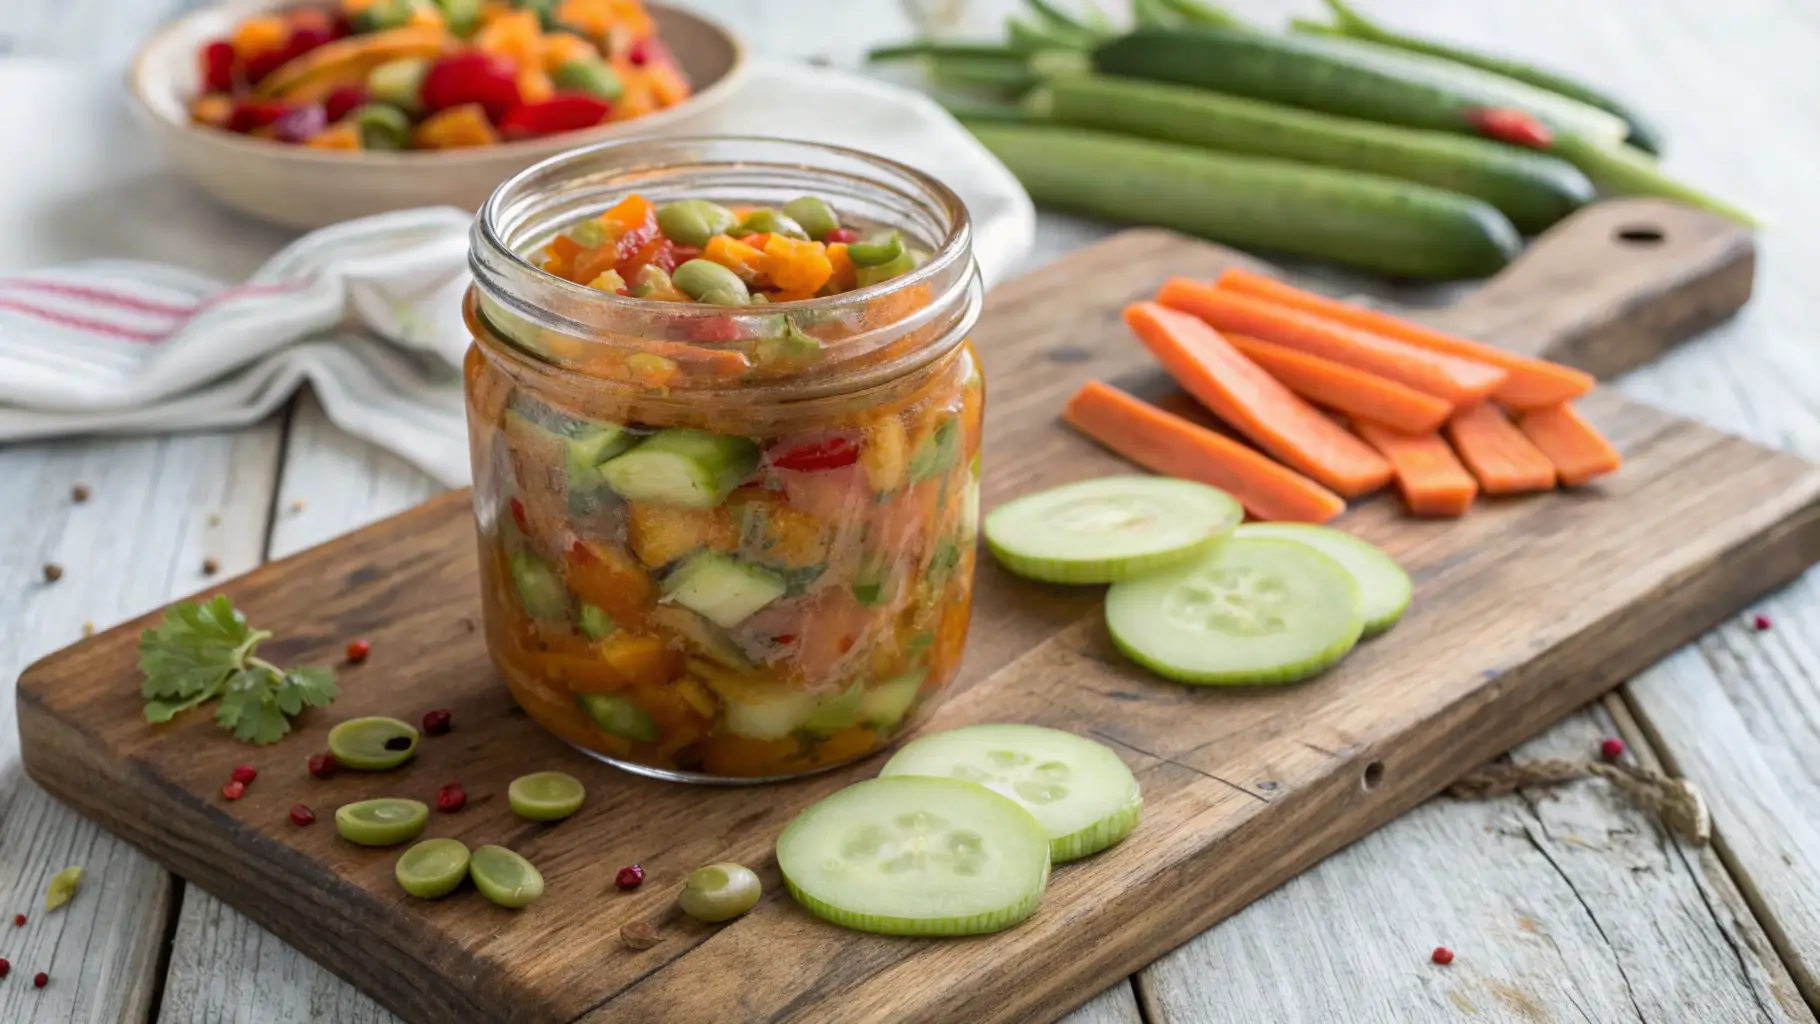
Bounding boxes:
[3,1,1818,1021]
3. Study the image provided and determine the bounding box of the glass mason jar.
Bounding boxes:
[464,137,985,783]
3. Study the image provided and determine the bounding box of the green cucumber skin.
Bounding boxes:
[1093,26,1619,143]
[1040,75,1591,235]
[967,122,1519,281]
[1306,0,1662,155]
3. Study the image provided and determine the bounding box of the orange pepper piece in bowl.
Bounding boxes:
[413,103,498,148]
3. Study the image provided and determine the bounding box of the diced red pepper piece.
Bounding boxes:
[323,86,367,123]
[769,434,862,472]
[823,227,859,244]
[684,315,745,344]
[420,51,523,124]
[227,101,291,134]
[1463,106,1553,149]
[284,26,335,58]
[201,40,237,93]
[243,48,292,85]
[616,235,677,281]
[498,94,612,139]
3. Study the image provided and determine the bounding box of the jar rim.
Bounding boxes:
[467,135,983,400]
[473,134,973,313]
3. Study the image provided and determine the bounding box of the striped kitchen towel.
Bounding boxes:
[0,207,477,485]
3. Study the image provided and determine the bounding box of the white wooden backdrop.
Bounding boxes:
[2,1,1818,1021]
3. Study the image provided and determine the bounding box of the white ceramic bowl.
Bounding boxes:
[128,3,747,230]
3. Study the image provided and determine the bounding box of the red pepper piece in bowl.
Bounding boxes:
[323,86,368,123]
[200,40,237,93]
[499,95,612,139]
[420,51,522,124]
[227,101,291,134]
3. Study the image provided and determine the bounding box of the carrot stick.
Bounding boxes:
[1225,333,1453,434]
[1125,302,1392,497]
[1515,403,1621,486]
[1063,381,1346,524]
[1157,278,1508,407]
[1214,267,1594,409]
[1353,421,1478,517]
[1444,403,1557,494]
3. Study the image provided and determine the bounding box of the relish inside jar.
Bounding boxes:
[466,138,984,782]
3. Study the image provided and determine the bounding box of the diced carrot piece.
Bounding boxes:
[1226,333,1453,435]
[597,633,684,689]
[1157,278,1507,407]
[305,122,363,149]
[413,103,497,149]
[825,243,857,292]
[565,540,654,624]
[1444,404,1556,494]
[1354,422,1479,517]
[1215,267,1594,409]
[474,9,542,69]
[1515,403,1621,486]
[517,66,555,104]
[1126,302,1392,497]
[762,236,834,295]
[1062,381,1345,524]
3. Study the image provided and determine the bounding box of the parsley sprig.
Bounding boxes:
[139,595,337,745]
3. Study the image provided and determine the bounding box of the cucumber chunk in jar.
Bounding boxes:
[464,138,985,782]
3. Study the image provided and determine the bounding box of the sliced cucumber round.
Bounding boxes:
[1106,537,1363,685]
[984,476,1243,584]
[881,724,1141,863]
[1236,523,1412,637]
[777,776,1050,936]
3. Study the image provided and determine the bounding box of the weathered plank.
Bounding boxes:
[1136,703,1814,1023]
[157,392,440,1024]
[0,427,279,1023]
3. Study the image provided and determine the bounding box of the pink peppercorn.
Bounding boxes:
[12,913,24,927]
[615,865,645,890]
[436,783,467,813]
[1752,614,1772,632]
[0,956,9,977]
[33,971,48,988]
[1599,737,1626,762]
[307,752,337,779]
[1431,946,1454,966]
[231,765,257,785]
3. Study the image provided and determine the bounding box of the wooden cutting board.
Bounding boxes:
[17,199,1807,1024]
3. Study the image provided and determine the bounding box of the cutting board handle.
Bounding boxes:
[1422,198,1756,379]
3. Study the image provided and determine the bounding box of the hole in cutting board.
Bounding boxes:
[1615,225,1666,245]
[1360,761,1385,791]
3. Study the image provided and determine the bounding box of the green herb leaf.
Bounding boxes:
[138,596,336,744]
[137,595,257,701]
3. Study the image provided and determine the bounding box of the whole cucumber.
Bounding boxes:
[1092,26,1629,145]
[965,122,1520,280]
[1038,74,1593,234]
[1302,0,1662,155]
